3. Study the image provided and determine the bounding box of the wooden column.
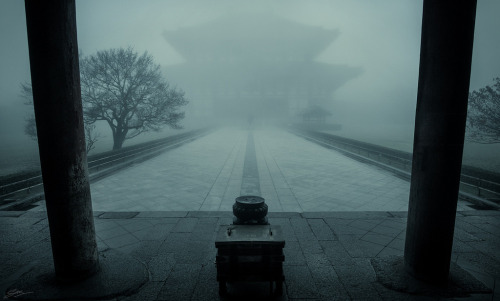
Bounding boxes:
[404,0,477,283]
[24,0,98,281]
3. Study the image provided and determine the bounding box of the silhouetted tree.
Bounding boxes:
[21,83,101,154]
[84,124,101,153]
[22,47,188,151]
[80,47,188,150]
[466,77,500,144]
[20,83,37,140]
[298,105,332,124]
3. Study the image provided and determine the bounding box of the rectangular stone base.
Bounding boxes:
[215,225,285,296]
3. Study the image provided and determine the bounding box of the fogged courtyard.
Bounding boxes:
[1,1,500,301]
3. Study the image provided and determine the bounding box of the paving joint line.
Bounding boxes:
[260,132,302,212]
[255,134,285,212]
[200,137,240,210]
[217,137,245,211]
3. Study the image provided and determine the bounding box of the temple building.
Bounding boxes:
[163,13,361,122]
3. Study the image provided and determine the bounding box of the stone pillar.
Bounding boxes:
[404,1,477,284]
[24,0,98,281]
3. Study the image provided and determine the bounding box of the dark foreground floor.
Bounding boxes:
[1,210,499,300]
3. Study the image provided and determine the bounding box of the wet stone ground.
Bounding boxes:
[1,210,499,300]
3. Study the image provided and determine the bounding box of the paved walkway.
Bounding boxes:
[1,210,498,300]
[2,128,498,300]
[30,127,473,212]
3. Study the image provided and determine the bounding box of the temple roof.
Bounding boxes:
[165,61,361,95]
[163,13,339,62]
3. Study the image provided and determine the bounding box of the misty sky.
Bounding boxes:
[1,0,500,150]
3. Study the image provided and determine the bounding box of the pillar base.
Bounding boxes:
[371,256,490,298]
[5,249,148,300]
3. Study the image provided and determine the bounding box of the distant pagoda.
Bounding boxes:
[163,13,360,121]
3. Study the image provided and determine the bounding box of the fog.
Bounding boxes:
[1,0,500,174]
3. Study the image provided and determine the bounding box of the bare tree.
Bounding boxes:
[20,83,37,140]
[83,124,101,153]
[298,105,332,124]
[21,83,101,154]
[24,115,37,141]
[80,47,188,150]
[466,77,500,144]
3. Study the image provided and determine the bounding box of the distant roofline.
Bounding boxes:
[163,13,339,61]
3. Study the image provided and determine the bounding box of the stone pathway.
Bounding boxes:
[29,127,474,212]
[0,210,498,300]
[69,129,470,212]
[4,127,496,300]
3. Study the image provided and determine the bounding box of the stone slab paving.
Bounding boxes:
[91,128,246,212]
[28,127,474,212]
[0,210,498,300]
[255,129,476,212]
